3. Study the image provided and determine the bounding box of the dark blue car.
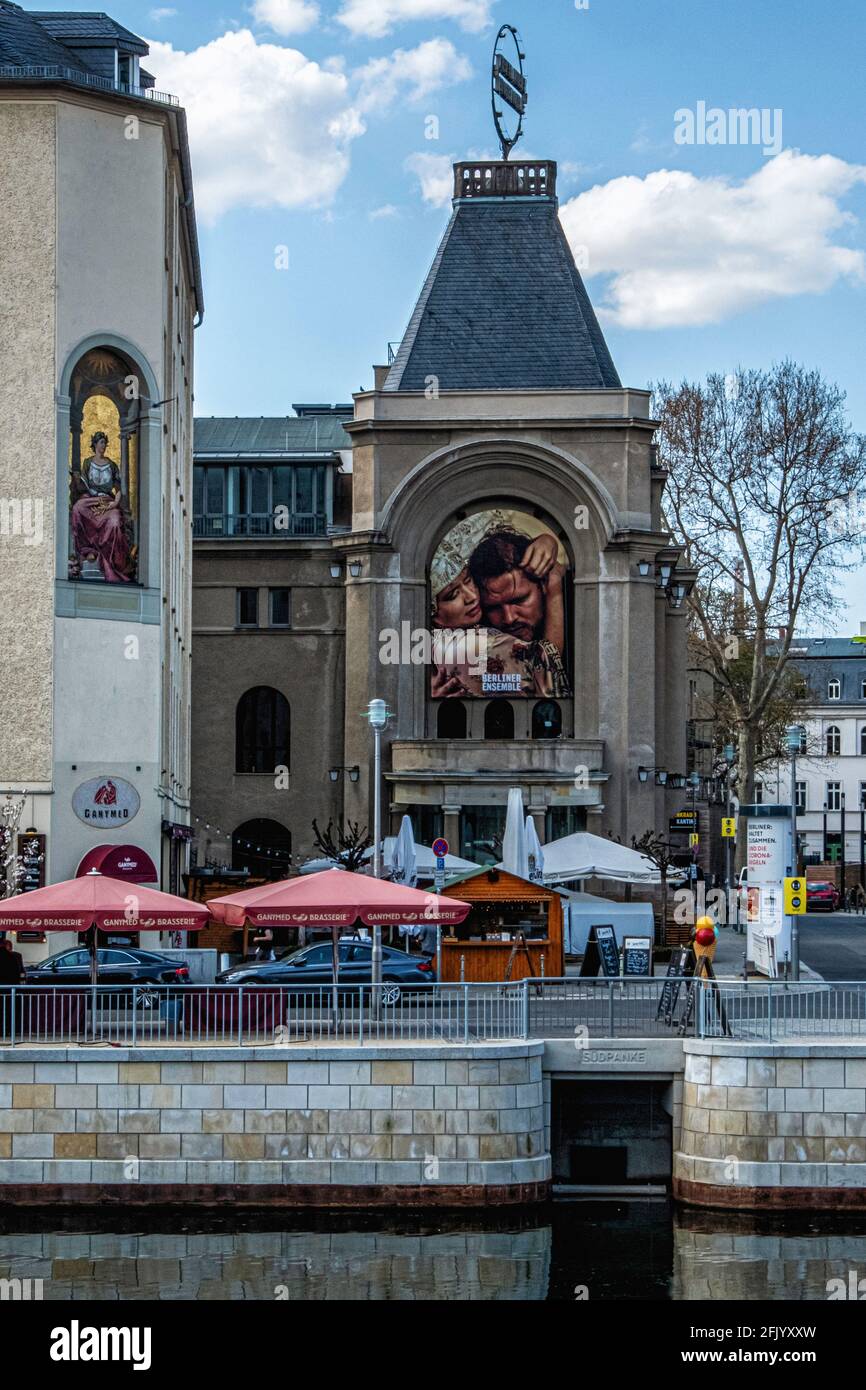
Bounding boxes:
[215,938,435,1002]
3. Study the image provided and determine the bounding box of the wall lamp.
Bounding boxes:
[329,561,342,579]
[669,773,687,789]
[656,561,673,589]
[669,581,687,608]
[637,559,652,577]
[348,560,363,578]
[329,766,360,783]
[638,765,669,785]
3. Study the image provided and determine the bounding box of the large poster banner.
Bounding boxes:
[429,509,571,699]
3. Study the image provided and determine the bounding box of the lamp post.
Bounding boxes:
[366,698,389,990]
[786,724,804,981]
[841,790,847,910]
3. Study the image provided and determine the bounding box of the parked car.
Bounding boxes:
[215,938,435,1002]
[24,947,190,985]
[806,880,840,912]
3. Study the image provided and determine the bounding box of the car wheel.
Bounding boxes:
[381,983,402,1007]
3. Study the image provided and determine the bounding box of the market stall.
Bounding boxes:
[439,867,564,982]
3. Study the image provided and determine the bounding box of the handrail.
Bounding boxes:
[0,64,179,107]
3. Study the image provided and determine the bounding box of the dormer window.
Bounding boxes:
[118,54,139,91]
[828,678,841,700]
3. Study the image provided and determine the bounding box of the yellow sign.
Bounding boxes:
[721,817,736,838]
[784,876,806,915]
[689,833,699,848]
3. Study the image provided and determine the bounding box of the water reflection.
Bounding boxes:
[1,1203,865,1300]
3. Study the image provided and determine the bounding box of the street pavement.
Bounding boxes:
[796,912,866,980]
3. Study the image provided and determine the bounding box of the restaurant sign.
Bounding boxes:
[72,776,140,827]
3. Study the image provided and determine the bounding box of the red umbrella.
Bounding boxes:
[0,871,208,984]
[208,868,469,930]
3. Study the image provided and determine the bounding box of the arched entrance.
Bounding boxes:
[232,818,292,880]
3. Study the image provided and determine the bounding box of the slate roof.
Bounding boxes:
[0,2,91,69]
[384,197,620,392]
[787,637,866,705]
[26,10,148,53]
[195,416,352,457]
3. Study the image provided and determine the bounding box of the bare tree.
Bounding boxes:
[632,830,681,946]
[0,794,27,899]
[310,819,373,874]
[656,362,866,802]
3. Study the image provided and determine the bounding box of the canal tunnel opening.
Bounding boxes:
[551,1080,673,1187]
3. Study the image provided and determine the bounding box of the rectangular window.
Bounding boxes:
[269,588,291,627]
[795,781,806,814]
[754,783,763,805]
[237,588,258,627]
[860,782,866,811]
[826,781,842,812]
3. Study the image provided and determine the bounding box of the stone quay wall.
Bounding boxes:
[674,1040,866,1210]
[0,1043,549,1206]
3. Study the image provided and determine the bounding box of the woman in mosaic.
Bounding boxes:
[70,431,136,583]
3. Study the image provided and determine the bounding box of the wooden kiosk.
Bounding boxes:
[438,868,564,982]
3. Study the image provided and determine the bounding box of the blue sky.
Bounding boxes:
[29,0,866,627]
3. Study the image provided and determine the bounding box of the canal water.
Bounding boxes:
[2,1201,866,1300]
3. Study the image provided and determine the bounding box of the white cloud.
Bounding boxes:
[405,151,454,206]
[148,31,364,223]
[355,38,471,113]
[559,150,866,329]
[370,203,399,219]
[250,0,320,34]
[337,0,494,40]
[148,6,177,19]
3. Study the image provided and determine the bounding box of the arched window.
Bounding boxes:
[828,678,841,700]
[437,701,467,739]
[67,346,143,584]
[826,724,841,756]
[232,819,291,880]
[532,701,562,739]
[860,726,866,756]
[484,699,514,740]
[236,687,290,773]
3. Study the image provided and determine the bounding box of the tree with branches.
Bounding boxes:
[310,818,373,873]
[0,794,27,899]
[655,361,866,804]
[632,830,681,946]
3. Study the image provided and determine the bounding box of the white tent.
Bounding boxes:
[525,815,544,883]
[365,839,477,878]
[541,831,662,885]
[391,815,418,888]
[557,888,655,954]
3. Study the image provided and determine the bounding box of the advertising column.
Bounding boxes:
[741,804,793,974]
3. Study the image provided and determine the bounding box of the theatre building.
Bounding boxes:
[191,159,691,876]
[0,5,202,927]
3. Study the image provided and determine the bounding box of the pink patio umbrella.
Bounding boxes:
[208,869,470,1000]
[0,870,208,984]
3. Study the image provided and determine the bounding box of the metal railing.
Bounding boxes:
[0,65,179,106]
[0,982,525,1047]
[2,979,865,1046]
[193,513,326,539]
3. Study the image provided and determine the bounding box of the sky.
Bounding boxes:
[28,0,866,630]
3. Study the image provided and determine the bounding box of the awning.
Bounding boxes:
[76,844,159,883]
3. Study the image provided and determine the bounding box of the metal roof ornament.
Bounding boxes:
[491,24,526,160]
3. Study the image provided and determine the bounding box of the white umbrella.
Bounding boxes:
[540,831,662,885]
[525,815,544,883]
[501,788,529,879]
[364,840,476,877]
[391,815,418,888]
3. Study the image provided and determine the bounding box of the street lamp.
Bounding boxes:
[785,723,804,980]
[365,698,390,991]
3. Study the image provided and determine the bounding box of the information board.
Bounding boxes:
[579,923,620,978]
[622,935,653,977]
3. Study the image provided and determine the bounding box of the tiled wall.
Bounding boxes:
[0,1044,549,1194]
[675,1041,866,1201]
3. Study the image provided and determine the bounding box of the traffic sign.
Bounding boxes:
[721,817,736,838]
[431,838,449,858]
[784,876,806,914]
[689,833,700,848]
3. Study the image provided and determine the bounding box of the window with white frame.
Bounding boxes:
[826,781,842,812]
[860,726,866,756]
[861,678,866,699]
[795,781,806,814]
[828,678,841,699]
[826,724,841,756]
[860,781,866,811]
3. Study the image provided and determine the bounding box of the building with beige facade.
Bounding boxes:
[0,4,202,933]
[191,159,692,877]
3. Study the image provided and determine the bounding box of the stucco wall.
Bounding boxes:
[0,100,57,785]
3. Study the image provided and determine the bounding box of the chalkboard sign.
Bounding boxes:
[622,935,653,977]
[579,923,620,978]
[656,946,694,1023]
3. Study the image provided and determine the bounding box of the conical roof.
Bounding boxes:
[384,161,620,393]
